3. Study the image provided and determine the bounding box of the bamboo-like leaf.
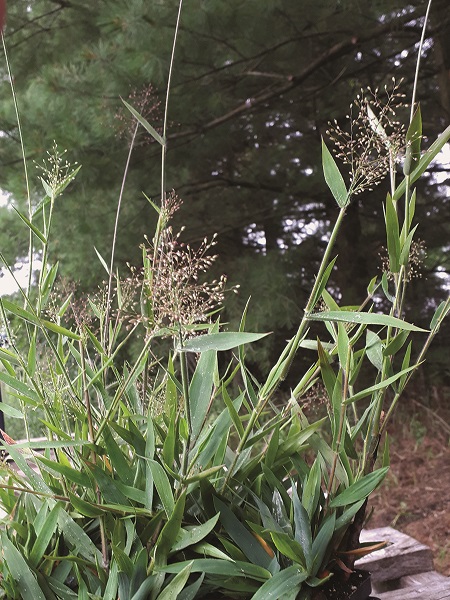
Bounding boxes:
[329,467,389,507]
[41,319,81,340]
[1,532,46,599]
[365,330,383,371]
[307,310,426,332]
[251,566,307,600]
[155,491,186,566]
[399,224,418,266]
[430,300,450,331]
[404,105,422,176]
[102,426,133,485]
[311,256,338,308]
[41,262,59,305]
[148,459,174,517]
[68,492,105,517]
[177,573,205,600]
[317,340,336,401]
[291,486,313,571]
[0,401,23,418]
[160,558,270,580]
[183,464,224,484]
[393,123,450,200]
[170,514,220,553]
[12,205,47,243]
[337,322,350,371]
[311,514,336,576]
[270,531,306,566]
[157,561,193,600]
[93,246,111,275]
[383,330,409,356]
[29,502,61,567]
[122,99,166,146]
[302,458,321,521]
[222,384,245,438]
[57,510,103,562]
[335,499,365,530]
[322,139,349,207]
[181,331,269,353]
[345,364,418,404]
[36,455,91,487]
[214,497,273,569]
[85,462,131,506]
[385,193,400,273]
[189,349,216,440]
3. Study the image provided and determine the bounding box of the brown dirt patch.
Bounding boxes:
[367,393,450,576]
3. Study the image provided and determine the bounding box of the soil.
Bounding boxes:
[366,390,450,577]
[311,570,372,599]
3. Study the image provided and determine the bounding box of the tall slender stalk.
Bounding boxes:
[103,122,139,351]
[1,34,32,302]
[410,0,433,121]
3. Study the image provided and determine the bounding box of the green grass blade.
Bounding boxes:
[157,562,193,600]
[148,459,175,517]
[329,467,389,507]
[307,310,427,332]
[170,514,220,554]
[122,99,166,146]
[189,348,216,439]
[250,565,307,600]
[181,331,269,353]
[29,502,61,567]
[1,532,46,599]
[393,123,450,200]
[322,139,349,207]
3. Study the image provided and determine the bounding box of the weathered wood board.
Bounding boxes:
[357,526,434,582]
[357,527,450,599]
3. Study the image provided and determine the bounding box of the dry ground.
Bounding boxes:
[367,389,450,576]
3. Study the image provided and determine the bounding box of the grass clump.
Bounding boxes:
[0,4,449,599]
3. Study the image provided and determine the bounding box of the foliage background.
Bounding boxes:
[0,0,449,382]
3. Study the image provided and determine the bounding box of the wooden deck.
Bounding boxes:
[357,527,450,599]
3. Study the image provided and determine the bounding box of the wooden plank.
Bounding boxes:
[400,571,449,587]
[357,527,434,582]
[376,580,450,599]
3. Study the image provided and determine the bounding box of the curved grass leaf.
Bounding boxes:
[0,401,23,418]
[12,205,47,243]
[148,459,175,517]
[29,502,61,567]
[307,310,426,332]
[189,348,216,439]
[329,467,389,508]
[161,558,270,580]
[250,565,307,600]
[1,532,46,599]
[181,331,269,353]
[157,561,193,600]
[122,99,166,146]
[170,514,220,553]
[291,485,313,572]
[214,497,273,570]
[311,514,336,577]
[344,363,418,404]
[393,123,450,200]
[270,531,306,566]
[322,139,348,207]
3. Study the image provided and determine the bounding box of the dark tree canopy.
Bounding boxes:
[0,0,449,377]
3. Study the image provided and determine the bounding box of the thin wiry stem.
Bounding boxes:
[1,33,32,300]
[410,0,433,121]
[103,122,139,352]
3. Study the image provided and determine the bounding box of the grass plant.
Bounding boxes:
[0,2,449,599]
